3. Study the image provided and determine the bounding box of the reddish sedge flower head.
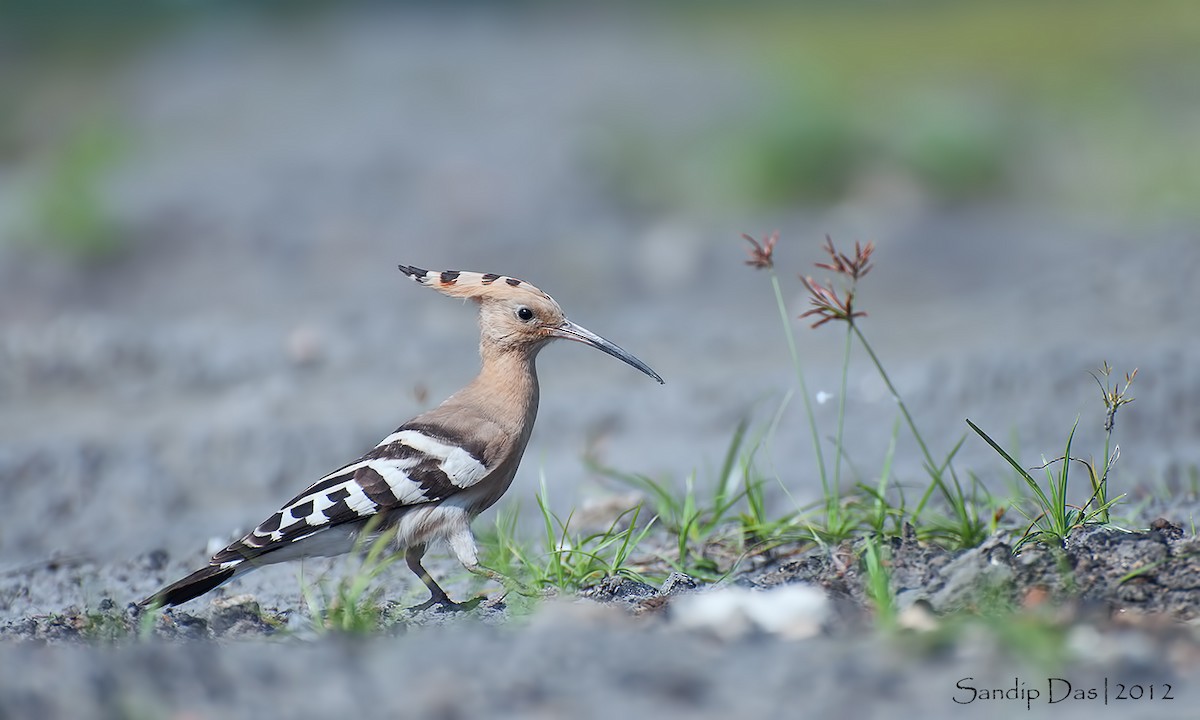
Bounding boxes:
[800,276,867,328]
[814,235,875,281]
[800,236,875,329]
[741,231,778,270]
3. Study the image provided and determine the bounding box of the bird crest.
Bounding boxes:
[398,265,552,303]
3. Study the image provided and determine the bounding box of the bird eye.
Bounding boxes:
[516,306,534,322]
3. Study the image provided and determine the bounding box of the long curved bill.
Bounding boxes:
[549,320,664,384]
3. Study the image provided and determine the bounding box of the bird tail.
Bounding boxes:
[140,564,238,608]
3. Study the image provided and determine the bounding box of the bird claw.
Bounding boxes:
[405,595,483,614]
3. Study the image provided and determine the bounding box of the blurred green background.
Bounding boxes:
[617,0,1200,215]
[3,0,1197,261]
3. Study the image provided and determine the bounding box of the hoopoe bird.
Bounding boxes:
[141,265,663,610]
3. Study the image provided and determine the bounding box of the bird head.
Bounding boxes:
[399,265,663,384]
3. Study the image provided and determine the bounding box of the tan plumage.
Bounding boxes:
[141,265,662,610]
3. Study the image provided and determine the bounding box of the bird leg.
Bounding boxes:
[405,544,478,612]
[444,525,544,598]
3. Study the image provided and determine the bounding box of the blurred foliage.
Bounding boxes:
[4,0,1198,221]
[736,87,863,205]
[0,0,338,262]
[884,96,1011,202]
[28,116,128,261]
[602,0,1200,214]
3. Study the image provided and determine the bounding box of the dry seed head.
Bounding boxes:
[1091,361,1138,433]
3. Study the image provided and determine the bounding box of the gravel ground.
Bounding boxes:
[2,7,1199,719]
[4,519,1200,720]
[0,614,1172,720]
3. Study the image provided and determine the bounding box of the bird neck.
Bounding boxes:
[468,342,542,435]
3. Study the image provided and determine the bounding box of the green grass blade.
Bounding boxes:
[716,418,750,507]
[967,418,1051,509]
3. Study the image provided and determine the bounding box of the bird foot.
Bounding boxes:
[405,595,483,614]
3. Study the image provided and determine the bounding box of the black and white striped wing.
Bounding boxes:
[211,427,491,567]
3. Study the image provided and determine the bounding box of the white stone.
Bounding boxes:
[672,584,829,640]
